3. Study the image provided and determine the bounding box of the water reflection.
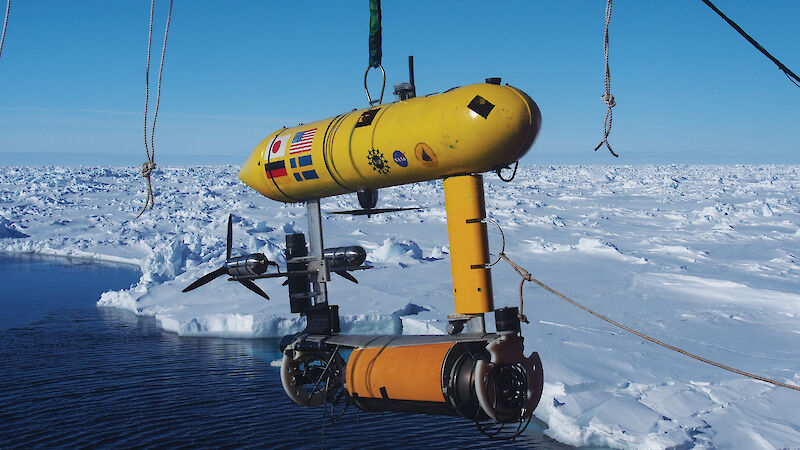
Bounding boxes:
[0,253,140,329]
[0,255,576,448]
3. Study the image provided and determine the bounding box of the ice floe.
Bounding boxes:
[2,164,800,448]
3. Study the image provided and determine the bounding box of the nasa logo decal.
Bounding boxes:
[392,150,408,168]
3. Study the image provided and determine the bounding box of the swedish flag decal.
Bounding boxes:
[289,154,319,182]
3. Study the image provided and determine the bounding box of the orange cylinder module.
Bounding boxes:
[340,336,544,420]
[347,343,452,404]
[346,342,461,416]
[279,312,544,426]
[238,82,541,202]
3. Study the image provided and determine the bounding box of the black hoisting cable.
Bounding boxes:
[700,0,800,88]
[368,0,382,69]
[0,0,9,62]
[364,0,385,105]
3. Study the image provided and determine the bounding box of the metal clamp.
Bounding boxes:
[364,64,386,106]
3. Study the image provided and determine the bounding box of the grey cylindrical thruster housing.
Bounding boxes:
[225,254,269,277]
[324,246,367,269]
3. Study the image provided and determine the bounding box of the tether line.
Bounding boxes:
[499,252,800,392]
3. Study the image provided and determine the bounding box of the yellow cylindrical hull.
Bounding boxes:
[444,174,494,314]
[239,83,541,202]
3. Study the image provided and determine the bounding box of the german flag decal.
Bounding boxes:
[265,160,287,179]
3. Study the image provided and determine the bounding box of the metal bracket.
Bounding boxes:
[306,199,329,304]
[466,217,505,269]
[364,64,386,106]
[446,313,486,335]
[229,265,371,282]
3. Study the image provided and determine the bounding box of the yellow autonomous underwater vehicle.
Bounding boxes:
[239,80,539,204]
[186,73,544,438]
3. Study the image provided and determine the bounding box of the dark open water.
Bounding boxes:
[0,254,575,448]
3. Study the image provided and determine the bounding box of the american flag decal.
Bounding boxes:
[288,128,317,154]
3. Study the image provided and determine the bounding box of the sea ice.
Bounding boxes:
[2,164,799,448]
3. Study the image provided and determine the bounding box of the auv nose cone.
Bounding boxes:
[512,87,543,161]
[239,140,273,198]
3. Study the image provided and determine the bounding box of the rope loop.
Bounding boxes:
[135,0,173,219]
[594,0,619,158]
[140,161,156,178]
[133,161,157,220]
[601,93,616,108]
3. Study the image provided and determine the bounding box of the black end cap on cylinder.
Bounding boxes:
[357,189,379,210]
[495,307,521,333]
[279,334,297,353]
[303,304,341,335]
[286,233,307,256]
[485,77,502,85]
[285,233,312,313]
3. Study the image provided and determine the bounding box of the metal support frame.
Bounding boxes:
[446,313,486,335]
[306,198,329,304]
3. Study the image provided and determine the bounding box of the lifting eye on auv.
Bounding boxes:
[468,95,494,119]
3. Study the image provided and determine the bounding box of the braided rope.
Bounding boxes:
[498,251,800,392]
[0,0,10,62]
[594,0,619,158]
[135,0,173,220]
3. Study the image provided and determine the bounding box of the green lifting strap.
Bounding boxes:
[368,0,382,68]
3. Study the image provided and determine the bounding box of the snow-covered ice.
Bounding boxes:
[2,164,799,448]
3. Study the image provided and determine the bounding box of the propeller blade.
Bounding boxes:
[226,214,233,260]
[328,207,422,216]
[334,270,359,284]
[238,279,270,300]
[182,267,227,293]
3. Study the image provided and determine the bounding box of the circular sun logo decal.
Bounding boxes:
[367,148,390,175]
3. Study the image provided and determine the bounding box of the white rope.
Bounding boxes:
[135,0,174,220]
[498,250,800,392]
[0,0,10,62]
[594,0,619,158]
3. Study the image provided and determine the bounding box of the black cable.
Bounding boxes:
[496,161,519,182]
[700,0,800,87]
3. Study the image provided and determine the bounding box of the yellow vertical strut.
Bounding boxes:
[444,174,493,314]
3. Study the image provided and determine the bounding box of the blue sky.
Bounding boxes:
[0,0,798,165]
